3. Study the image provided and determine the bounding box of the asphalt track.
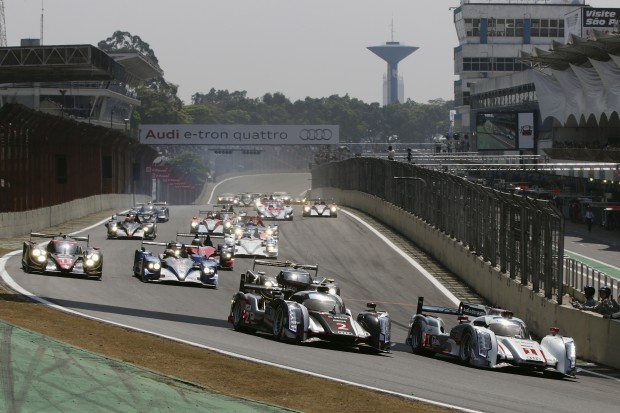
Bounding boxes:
[2,173,620,413]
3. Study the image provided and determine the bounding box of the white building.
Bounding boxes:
[452,0,587,141]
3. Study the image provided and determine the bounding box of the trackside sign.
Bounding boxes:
[138,125,339,145]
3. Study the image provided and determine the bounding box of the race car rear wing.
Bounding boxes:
[415,297,490,317]
[253,258,318,274]
[30,232,90,244]
[152,201,167,206]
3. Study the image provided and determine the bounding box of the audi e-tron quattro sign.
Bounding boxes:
[139,125,339,145]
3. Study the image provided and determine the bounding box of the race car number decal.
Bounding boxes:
[336,322,349,330]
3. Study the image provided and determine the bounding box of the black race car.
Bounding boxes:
[229,287,391,352]
[22,232,103,279]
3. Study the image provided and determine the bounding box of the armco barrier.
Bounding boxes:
[313,187,620,369]
[0,194,151,238]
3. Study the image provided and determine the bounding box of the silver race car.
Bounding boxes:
[234,225,278,258]
[405,297,577,378]
[256,201,293,221]
[105,213,157,240]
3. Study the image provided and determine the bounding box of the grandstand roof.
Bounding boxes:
[0,44,163,85]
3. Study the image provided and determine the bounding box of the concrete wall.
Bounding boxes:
[0,194,151,238]
[314,187,620,369]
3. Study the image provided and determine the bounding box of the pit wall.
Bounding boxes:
[0,194,151,238]
[314,187,620,369]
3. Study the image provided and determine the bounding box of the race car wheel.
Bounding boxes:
[23,261,31,274]
[410,322,424,354]
[140,269,148,283]
[272,306,286,341]
[231,299,252,332]
[459,331,474,364]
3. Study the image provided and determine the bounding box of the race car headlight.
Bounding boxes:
[565,341,576,368]
[266,229,273,235]
[85,259,95,267]
[110,224,118,231]
[147,262,161,271]
[174,250,180,256]
[235,228,242,236]
[264,281,273,287]
[330,206,337,212]
[32,248,44,257]
[203,266,214,274]
[476,331,492,357]
[304,206,311,212]
[37,255,46,263]
[328,287,337,295]
[191,222,198,228]
[224,222,231,228]
[87,253,100,263]
[224,253,232,259]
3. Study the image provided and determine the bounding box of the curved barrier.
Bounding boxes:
[0,194,151,238]
[313,187,620,369]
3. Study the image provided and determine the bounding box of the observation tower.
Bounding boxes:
[368,40,418,104]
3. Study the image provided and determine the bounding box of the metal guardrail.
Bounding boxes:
[313,157,568,303]
[563,257,619,301]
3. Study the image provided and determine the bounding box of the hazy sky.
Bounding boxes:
[4,1,619,105]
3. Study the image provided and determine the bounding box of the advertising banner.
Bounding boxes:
[138,125,340,145]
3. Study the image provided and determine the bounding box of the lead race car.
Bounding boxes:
[22,232,103,279]
[405,297,577,378]
[132,202,169,223]
[133,240,218,288]
[229,284,391,353]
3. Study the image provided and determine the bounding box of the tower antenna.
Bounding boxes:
[41,0,45,45]
[0,0,7,47]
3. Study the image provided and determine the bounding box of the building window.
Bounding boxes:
[531,19,564,38]
[465,18,481,37]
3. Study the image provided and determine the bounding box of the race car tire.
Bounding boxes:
[410,321,424,354]
[22,261,31,274]
[272,305,286,341]
[140,269,148,283]
[459,331,474,364]
[231,299,254,333]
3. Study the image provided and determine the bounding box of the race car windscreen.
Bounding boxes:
[301,293,346,313]
[50,241,79,255]
[487,320,528,338]
[277,271,312,289]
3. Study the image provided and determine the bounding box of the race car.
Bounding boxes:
[238,259,340,297]
[177,232,235,270]
[302,199,338,218]
[405,297,577,378]
[133,240,218,288]
[21,232,102,279]
[132,204,159,224]
[232,221,278,240]
[234,225,278,258]
[190,210,225,234]
[217,193,238,205]
[228,286,391,352]
[132,202,170,222]
[271,192,292,204]
[256,201,294,221]
[236,192,262,207]
[105,212,157,240]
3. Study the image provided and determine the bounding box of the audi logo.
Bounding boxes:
[299,129,333,141]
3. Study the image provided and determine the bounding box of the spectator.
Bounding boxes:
[580,285,620,316]
[387,145,395,161]
[571,286,596,309]
[407,148,413,163]
[585,206,594,232]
